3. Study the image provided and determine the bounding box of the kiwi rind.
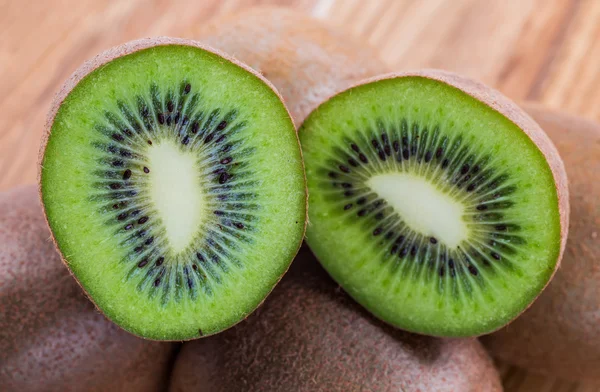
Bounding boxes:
[482,104,600,381]
[38,37,308,341]
[168,247,503,392]
[299,70,569,337]
[0,185,176,391]
[196,6,389,125]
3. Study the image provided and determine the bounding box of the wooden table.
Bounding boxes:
[1,0,598,390]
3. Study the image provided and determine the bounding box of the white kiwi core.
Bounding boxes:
[368,173,468,248]
[147,140,205,253]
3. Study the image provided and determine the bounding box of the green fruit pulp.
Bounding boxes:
[299,76,562,337]
[41,44,306,340]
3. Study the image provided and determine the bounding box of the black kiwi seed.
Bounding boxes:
[143,167,150,174]
[218,172,232,184]
[156,257,164,266]
[138,216,148,224]
[468,265,479,276]
[184,83,191,94]
[158,113,165,124]
[137,259,148,268]
[122,169,132,180]
[167,101,174,112]
[344,204,353,210]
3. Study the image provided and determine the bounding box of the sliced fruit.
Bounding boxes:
[299,70,568,337]
[39,37,307,340]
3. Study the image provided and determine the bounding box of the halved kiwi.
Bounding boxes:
[299,70,569,337]
[39,37,307,340]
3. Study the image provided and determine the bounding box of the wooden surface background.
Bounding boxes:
[1,0,599,390]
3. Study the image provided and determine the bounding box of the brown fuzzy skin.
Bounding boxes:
[194,7,389,126]
[168,247,502,392]
[0,185,176,392]
[38,37,307,341]
[482,104,600,381]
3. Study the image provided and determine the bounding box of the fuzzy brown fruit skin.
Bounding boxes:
[38,36,306,341]
[482,104,600,381]
[194,6,389,126]
[168,248,502,392]
[0,185,176,392]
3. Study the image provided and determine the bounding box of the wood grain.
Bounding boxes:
[1,0,598,390]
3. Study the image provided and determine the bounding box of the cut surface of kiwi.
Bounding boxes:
[40,38,306,340]
[299,71,567,337]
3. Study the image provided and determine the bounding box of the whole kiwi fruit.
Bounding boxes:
[0,185,175,392]
[482,104,600,381]
[168,247,503,392]
[195,6,389,125]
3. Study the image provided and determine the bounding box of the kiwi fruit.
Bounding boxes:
[482,104,600,381]
[299,70,569,337]
[38,37,307,340]
[0,185,175,392]
[195,6,389,125]
[168,247,502,392]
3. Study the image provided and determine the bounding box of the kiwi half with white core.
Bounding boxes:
[300,70,568,337]
[39,37,307,340]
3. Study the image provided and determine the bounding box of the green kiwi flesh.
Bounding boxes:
[40,38,306,340]
[299,73,564,337]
